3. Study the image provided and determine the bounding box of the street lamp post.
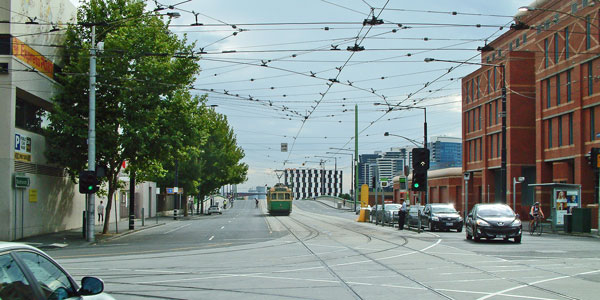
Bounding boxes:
[315,156,338,196]
[513,176,525,213]
[425,57,507,203]
[329,147,356,210]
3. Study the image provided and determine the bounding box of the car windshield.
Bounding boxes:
[385,204,401,210]
[432,206,457,214]
[477,205,514,218]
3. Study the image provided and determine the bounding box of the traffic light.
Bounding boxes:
[412,148,430,172]
[411,171,427,191]
[79,170,99,194]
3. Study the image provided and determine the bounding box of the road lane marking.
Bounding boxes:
[220,226,225,229]
[209,236,214,241]
[476,269,600,300]
[163,224,191,234]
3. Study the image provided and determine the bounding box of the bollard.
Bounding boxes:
[82,211,86,239]
[418,209,422,234]
[142,208,145,226]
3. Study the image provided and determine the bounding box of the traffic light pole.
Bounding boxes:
[87,26,97,243]
[423,107,428,204]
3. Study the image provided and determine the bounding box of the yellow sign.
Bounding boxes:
[12,37,54,79]
[597,154,600,168]
[29,189,38,203]
[14,152,32,162]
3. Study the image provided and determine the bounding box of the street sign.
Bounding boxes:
[166,188,174,194]
[380,177,389,187]
[464,172,471,180]
[281,143,288,152]
[14,175,30,189]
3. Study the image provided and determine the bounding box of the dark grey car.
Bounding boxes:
[405,205,422,229]
[421,203,463,232]
[465,204,522,243]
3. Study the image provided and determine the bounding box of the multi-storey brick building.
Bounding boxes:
[462,0,600,221]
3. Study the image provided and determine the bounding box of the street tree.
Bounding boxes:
[45,0,200,233]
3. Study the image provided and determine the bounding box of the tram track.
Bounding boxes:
[294,207,582,300]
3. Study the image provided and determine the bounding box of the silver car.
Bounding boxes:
[0,242,114,299]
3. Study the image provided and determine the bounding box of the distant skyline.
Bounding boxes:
[69,0,531,192]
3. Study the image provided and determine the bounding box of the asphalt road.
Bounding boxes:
[47,199,600,300]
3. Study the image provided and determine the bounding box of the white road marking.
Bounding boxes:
[163,224,191,234]
[220,226,225,229]
[209,236,214,241]
[476,269,600,300]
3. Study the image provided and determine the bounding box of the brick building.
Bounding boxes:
[461,0,600,221]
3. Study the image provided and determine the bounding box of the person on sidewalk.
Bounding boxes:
[398,199,407,230]
[97,201,105,222]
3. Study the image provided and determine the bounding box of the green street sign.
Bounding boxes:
[14,175,30,189]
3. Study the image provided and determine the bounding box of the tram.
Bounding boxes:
[266,183,293,215]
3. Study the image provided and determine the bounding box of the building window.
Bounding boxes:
[548,119,553,148]
[592,108,596,141]
[569,113,573,145]
[554,32,559,63]
[465,83,469,103]
[488,103,492,126]
[586,15,591,50]
[589,61,593,96]
[556,74,561,105]
[523,33,527,44]
[467,111,470,132]
[474,140,477,161]
[565,26,569,59]
[472,109,476,131]
[516,37,520,48]
[558,115,563,147]
[496,134,500,157]
[479,138,482,161]
[478,107,481,130]
[15,98,49,135]
[567,70,572,102]
[493,66,497,91]
[469,141,472,162]
[486,69,490,94]
[546,78,551,108]
[476,76,480,99]
[495,100,498,124]
[544,38,549,68]
[490,135,494,157]
[471,79,475,101]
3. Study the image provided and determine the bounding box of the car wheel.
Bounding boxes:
[514,235,522,243]
[428,222,435,232]
[208,213,211,215]
[457,226,463,233]
[466,229,472,240]
[473,227,480,241]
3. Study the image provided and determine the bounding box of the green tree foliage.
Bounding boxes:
[155,104,249,209]
[45,0,201,233]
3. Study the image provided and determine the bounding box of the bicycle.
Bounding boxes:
[529,215,543,236]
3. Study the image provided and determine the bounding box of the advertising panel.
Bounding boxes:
[553,188,580,225]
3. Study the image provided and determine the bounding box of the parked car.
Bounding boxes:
[370,205,382,222]
[405,205,423,229]
[421,203,463,232]
[382,204,402,225]
[0,242,114,300]
[465,203,522,243]
[208,205,223,215]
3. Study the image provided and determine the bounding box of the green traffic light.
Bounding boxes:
[414,183,419,188]
[88,185,93,191]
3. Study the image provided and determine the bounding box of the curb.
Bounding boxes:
[95,222,166,243]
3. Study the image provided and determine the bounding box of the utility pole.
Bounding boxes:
[355,104,359,211]
[87,26,97,242]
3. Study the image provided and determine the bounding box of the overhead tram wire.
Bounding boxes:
[284,1,391,165]
[330,18,518,152]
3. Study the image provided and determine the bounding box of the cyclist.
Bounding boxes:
[529,201,544,229]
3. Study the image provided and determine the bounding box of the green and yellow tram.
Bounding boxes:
[266,183,293,215]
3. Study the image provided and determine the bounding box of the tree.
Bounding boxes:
[45,0,201,233]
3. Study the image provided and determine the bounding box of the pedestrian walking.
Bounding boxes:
[189,200,194,214]
[398,199,407,230]
[97,201,105,222]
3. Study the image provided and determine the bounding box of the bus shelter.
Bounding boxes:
[528,183,581,232]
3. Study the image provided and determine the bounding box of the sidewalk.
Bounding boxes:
[16,214,205,249]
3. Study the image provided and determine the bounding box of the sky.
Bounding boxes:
[70,0,533,192]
